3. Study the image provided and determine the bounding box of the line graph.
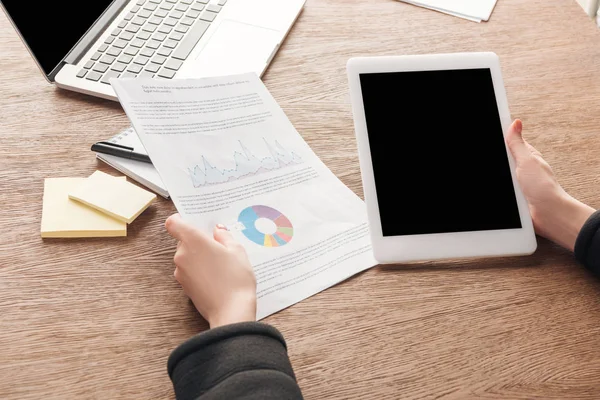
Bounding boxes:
[188,138,303,187]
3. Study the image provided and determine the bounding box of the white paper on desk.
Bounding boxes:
[397,0,498,22]
[111,73,377,319]
[401,1,481,22]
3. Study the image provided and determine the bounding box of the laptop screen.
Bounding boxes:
[1,1,114,76]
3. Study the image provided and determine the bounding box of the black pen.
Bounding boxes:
[91,141,152,164]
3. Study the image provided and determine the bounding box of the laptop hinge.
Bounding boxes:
[48,0,129,81]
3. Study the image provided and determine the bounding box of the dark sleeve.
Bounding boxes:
[574,210,600,275]
[167,322,304,400]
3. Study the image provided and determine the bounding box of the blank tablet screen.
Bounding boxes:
[359,69,522,237]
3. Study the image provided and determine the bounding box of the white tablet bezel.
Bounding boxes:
[347,52,537,263]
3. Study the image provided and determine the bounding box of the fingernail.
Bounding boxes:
[515,119,522,133]
[216,224,228,230]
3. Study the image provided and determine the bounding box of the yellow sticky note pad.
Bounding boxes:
[41,177,127,238]
[69,171,156,224]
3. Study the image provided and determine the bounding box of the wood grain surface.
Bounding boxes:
[2,0,600,399]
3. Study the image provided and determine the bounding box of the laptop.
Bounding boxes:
[0,0,305,101]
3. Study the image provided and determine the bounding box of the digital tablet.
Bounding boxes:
[347,52,537,263]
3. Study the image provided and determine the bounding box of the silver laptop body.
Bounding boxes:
[1,0,305,101]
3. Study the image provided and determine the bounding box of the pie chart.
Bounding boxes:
[238,205,294,247]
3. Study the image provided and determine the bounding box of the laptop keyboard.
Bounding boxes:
[76,0,227,84]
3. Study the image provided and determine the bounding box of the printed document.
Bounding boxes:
[397,0,498,22]
[112,73,377,319]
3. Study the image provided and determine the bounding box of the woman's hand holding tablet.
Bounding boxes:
[505,119,595,252]
[347,52,537,263]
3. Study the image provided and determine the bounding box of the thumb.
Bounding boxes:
[506,119,530,163]
[213,224,238,248]
[165,214,198,242]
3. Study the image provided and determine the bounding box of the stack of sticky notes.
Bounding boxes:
[41,171,156,238]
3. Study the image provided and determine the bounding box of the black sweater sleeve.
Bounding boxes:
[167,322,304,400]
[574,210,600,275]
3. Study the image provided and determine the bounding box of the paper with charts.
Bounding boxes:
[112,73,377,319]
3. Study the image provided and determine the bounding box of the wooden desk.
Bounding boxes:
[2,1,600,398]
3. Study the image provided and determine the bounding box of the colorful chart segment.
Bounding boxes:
[238,205,294,247]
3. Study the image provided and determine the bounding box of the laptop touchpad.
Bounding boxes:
[178,20,279,79]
